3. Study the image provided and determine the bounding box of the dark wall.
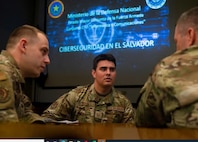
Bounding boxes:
[0,0,37,99]
[0,0,37,49]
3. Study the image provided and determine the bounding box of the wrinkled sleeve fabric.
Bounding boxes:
[135,77,169,127]
[114,90,136,123]
[42,87,82,121]
[122,96,136,124]
[19,94,45,123]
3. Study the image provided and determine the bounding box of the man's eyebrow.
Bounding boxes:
[99,66,107,69]
[42,47,49,51]
[99,66,115,69]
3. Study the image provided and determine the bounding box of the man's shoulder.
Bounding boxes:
[0,54,12,72]
[68,84,90,97]
[0,70,8,80]
[113,89,131,102]
[72,84,90,92]
[62,84,91,103]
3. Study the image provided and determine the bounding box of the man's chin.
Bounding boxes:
[33,72,41,78]
[104,83,113,87]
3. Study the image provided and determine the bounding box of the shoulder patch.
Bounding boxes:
[0,88,9,103]
[0,71,7,81]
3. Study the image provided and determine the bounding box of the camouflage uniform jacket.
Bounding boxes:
[135,45,198,128]
[0,50,44,123]
[42,84,135,123]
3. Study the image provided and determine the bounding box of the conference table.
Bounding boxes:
[0,122,198,140]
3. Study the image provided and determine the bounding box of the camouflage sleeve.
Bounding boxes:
[19,94,45,123]
[116,90,136,123]
[0,71,19,122]
[135,77,168,127]
[122,97,136,124]
[42,87,83,122]
[135,51,198,128]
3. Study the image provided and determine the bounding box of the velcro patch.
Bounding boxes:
[107,106,124,112]
[0,71,7,81]
[0,88,9,103]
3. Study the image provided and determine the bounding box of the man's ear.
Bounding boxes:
[19,39,27,53]
[187,27,196,46]
[92,69,96,78]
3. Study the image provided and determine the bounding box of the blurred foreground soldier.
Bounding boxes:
[42,53,135,123]
[0,25,50,123]
[135,6,198,128]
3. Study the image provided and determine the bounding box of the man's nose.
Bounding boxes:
[45,56,50,64]
[106,69,111,74]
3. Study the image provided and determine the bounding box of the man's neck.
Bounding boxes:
[94,83,112,96]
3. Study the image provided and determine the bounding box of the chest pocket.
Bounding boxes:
[106,106,124,123]
[75,101,125,123]
[75,101,95,122]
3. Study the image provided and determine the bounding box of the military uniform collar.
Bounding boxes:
[87,84,114,105]
[175,45,198,54]
[1,50,25,83]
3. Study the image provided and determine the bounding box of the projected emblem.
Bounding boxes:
[48,0,64,18]
[146,0,166,9]
[78,11,114,53]
[84,18,106,45]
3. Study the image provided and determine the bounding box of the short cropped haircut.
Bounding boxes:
[93,53,116,70]
[6,24,47,49]
[176,6,198,34]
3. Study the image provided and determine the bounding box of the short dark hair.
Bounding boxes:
[93,53,116,70]
[6,25,47,49]
[177,6,198,33]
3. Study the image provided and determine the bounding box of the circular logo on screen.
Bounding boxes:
[145,0,166,9]
[48,0,64,18]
